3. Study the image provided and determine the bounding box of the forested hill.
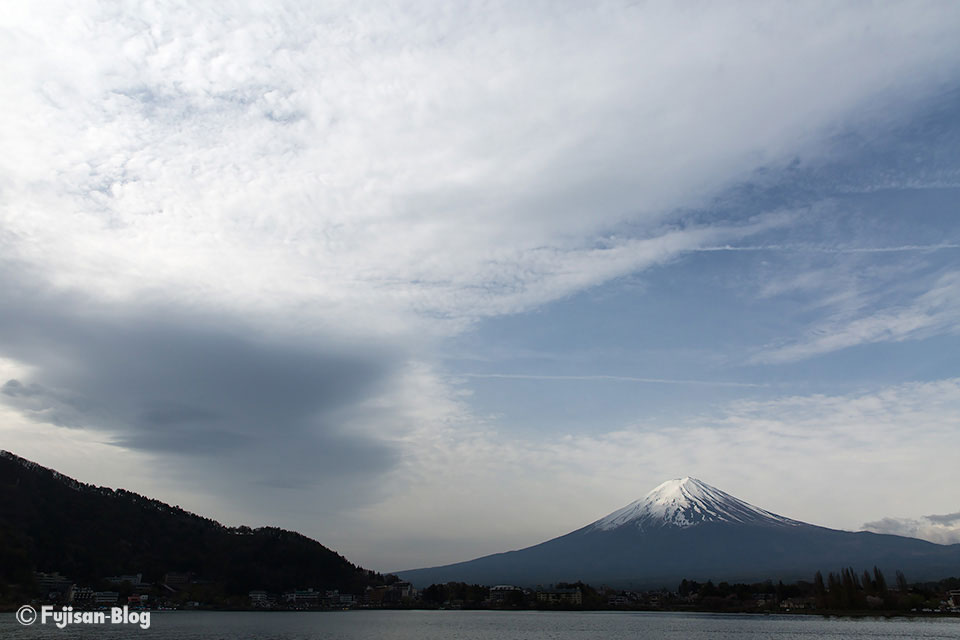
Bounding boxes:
[0,450,380,594]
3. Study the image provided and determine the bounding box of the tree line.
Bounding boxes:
[413,570,960,612]
[680,568,959,612]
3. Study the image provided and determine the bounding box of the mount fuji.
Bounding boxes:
[397,477,960,588]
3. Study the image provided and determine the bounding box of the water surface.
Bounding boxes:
[3,609,960,639]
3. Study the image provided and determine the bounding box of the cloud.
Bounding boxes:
[863,514,960,545]
[697,244,960,254]
[0,264,403,499]
[755,271,960,363]
[2,2,960,568]
[0,378,92,428]
[2,380,41,398]
[927,512,960,526]
[2,3,960,334]
[458,373,764,388]
[344,378,960,569]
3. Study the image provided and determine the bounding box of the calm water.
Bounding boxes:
[3,610,960,640]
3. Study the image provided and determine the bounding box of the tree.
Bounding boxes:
[872,567,887,594]
[813,571,826,608]
[862,570,874,595]
[896,570,908,593]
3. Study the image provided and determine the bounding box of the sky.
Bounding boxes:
[1,1,960,572]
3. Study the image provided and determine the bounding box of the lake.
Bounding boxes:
[3,609,960,639]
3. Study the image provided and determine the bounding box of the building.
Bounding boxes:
[163,572,192,589]
[318,590,356,607]
[72,587,94,603]
[489,585,524,605]
[93,591,120,605]
[284,588,320,606]
[536,588,582,605]
[364,585,388,606]
[394,582,416,599]
[779,597,814,610]
[34,572,74,601]
[752,593,776,607]
[249,590,269,606]
[607,594,630,606]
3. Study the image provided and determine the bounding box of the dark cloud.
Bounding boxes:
[3,379,40,397]
[926,511,960,525]
[1,378,90,427]
[0,262,402,496]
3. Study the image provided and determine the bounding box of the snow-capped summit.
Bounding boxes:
[399,475,960,588]
[590,476,801,531]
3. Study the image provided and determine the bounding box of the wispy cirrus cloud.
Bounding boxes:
[697,243,960,254]
[459,373,764,388]
[3,2,960,332]
[754,271,960,363]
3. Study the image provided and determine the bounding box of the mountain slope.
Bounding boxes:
[398,477,960,588]
[0,450,378,593]
[591,477,803,531]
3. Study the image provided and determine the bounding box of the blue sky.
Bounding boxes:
[1,1,959,571]
[448,92,960,429]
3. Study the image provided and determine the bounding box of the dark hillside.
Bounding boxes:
[0,450,377,594]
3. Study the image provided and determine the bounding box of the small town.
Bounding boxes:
[21,570,960,616]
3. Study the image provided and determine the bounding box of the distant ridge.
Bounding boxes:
[0,450,380,594]
[398,477,960,588]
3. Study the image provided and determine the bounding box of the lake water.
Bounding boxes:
[3,609,960,639]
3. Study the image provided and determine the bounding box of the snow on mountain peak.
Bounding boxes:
[590,477,801,531]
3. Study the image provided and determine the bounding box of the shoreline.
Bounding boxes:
[4,605,957,619]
